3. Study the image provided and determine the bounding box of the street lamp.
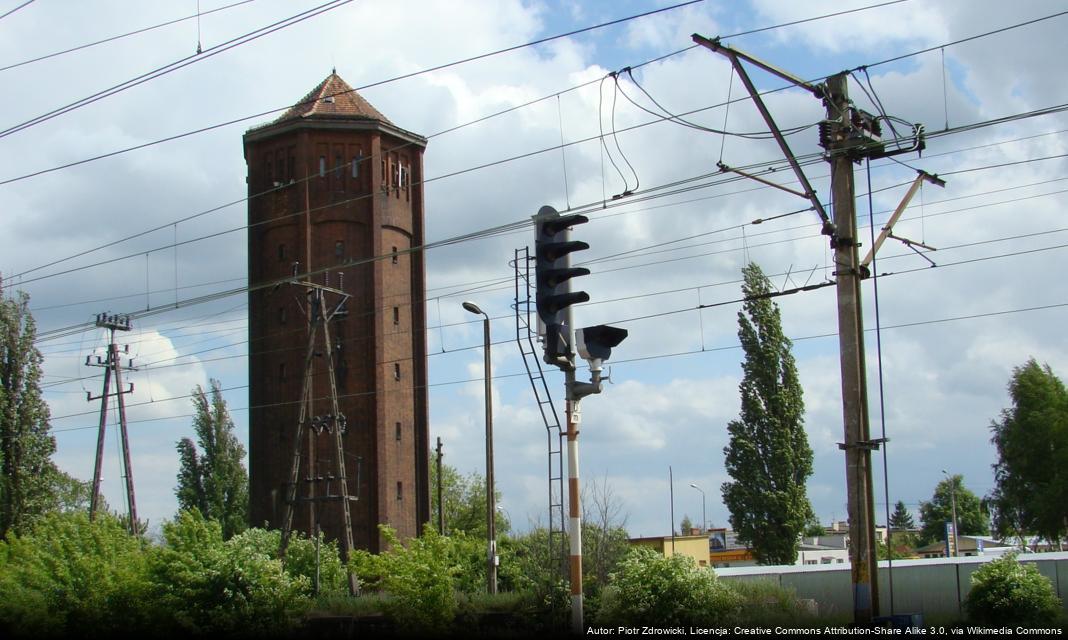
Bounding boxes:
[941,469,959,558]
[689,483,707,533]
[463,301,496,594]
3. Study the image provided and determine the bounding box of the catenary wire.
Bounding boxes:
[0,0,258,73]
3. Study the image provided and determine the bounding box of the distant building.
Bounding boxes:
[707,528,758,568]
[630,534,712,567]
[916,535,1018,559]
[243,73,430,551]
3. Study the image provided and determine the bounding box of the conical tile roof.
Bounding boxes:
[273,72,391,124]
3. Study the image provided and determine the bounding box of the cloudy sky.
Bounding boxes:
[1,0,1066,539]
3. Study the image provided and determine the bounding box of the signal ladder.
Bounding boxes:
[512,246,567,581]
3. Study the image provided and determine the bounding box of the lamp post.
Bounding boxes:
[463,301,496,594]
[689,483,707,533]
[941,469,959,558]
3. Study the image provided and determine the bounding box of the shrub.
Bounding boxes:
[349,525,457,633]
[597,546,742,626]
[234,526,348,596]
[148,510,312,635]
[0,511,151,637]
[964,553,1062,626]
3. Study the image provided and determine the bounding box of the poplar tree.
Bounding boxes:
[0,283,82,537]
[175,379,248,538]
[721,262,814,565]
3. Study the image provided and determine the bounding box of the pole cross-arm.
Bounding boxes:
[859,170,945,277]
[692,35,824,97]
[692,34,833,235]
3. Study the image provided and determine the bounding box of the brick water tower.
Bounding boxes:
[243,73,429,551]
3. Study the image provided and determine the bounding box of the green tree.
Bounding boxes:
[429,458,508,538]
[175,379,248,538]
[680,514,694,534]
[0,285,78,538]
[803,515,825,538]
[918,474,989,545]
[721,263,814,565]
[889,500,916,530]
[987,359,1068,546]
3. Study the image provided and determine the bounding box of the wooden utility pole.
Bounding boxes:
[825,73,879,622]
[87,312,138,534]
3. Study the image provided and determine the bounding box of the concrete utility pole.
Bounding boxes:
[87,313,138,534]
[825,72,879,622]
[693,36,933,625]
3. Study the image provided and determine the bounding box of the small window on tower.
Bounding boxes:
[334,154,344,189]
[279,307,287,324]
[352,150,362,179]
[395,421,401,441]
[391,246,398,265]
[265,158,273,184]
[393,363,401,380]
[278,244,286,261]
[396,481,403,501]
[319,156,326,177]
[279,363,287,382]
[335,240,344,259]
[393,306,399,325]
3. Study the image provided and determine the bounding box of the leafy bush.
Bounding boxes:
[597,546,742,626]
[148,510,312,635]
[233,526,348,596]
[349,525,457,633]
[0,511,151,637]
[964,553,1062,626]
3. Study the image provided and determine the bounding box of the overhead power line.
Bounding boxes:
[0,0,32,22]
[37,214,1068,393]
[0,0,704,185]
[25,131,1068,347]
[0,0,923,190]
[0,0,354,139]
[0,0,257,73]
[49,291,1068,434]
